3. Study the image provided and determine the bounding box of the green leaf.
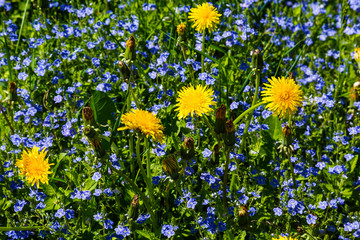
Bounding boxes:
[264,115,283,141]
[90,91,116,125]
[349,155,358,173]
[136,230,159,240]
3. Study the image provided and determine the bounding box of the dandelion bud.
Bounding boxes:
[238,205,248,217]
[281,124,292,146]
[82,107,94,125]
[9,81,17,101]
[224,120,236,147]
[184,137,194,149]
[251,49,263,72]
[162,155,179,178]
[128,194,139,220]
[238,205,249,226]
[118,61,131,80]
[181,137,195,160]
[84,126,96,139]
[212,143,219,164]
[177,23,187,37]
[214,104,226,134]
[125,36,136,61]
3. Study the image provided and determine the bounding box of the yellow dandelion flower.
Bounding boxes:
[16,146,53,186]
[261,76,303,118]
[355,47,360,62]
[272,236,297,240]
[118,109,165,143]
[188,2,221,33]
[175,84,216,119]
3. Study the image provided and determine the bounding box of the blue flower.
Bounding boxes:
[273,207,282,216]
[187,198,197,209]
[14,200,27,212]
[306,214,317,225]
[92,172,101,182]
[104,219,114,229]
[55,208,65,218]
[161,224,177,239]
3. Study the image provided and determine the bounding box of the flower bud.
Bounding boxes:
[224,120,236,147]
[128,194,139,220]
[9,81,17,101]
[177,23,186,37]
[180,137,195,160]
[281,124,292,146]
[251,49,263,72]
[238,205,249,226]
[162,155,179,178]
[82,107,94,125]
[212,143,219,164]
[214,104,226,134]
[118,61,131,80]
[125,36,136,61]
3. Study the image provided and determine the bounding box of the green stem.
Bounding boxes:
[222,149,231,210]
[233,101,265,126]
[145,138,153,197]
[201,32,206,73]
[102,159,157,230]
[240,71,261,152]
[0,226,45,231]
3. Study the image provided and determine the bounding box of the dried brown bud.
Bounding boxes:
[118,61,131,80]
[215,104,226,134]
[282,124,291,137]
[131,194,139,208]
[126,36,136,50]
[9,81,17,101]
[238,205,248,217]
[82,107,94,122]
[225,120,235,134]
[184,137,194,150]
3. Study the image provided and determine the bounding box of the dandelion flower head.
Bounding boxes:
[355,47,360,62]
[272,236,297,240]
[16,146,53,186]
[175,84,216,119]
[118,109,165,143]
[188,2,221,33]
[261,76,303,118]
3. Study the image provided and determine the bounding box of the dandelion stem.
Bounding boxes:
[240,70,261,152]
[0,105,14,134]
[201,32,206,73]
[222,148,231,210]
[233,102,265,126]
[102,158,157,231]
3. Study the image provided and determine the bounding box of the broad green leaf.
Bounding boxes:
[90,91,116,125]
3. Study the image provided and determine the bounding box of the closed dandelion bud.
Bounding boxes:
[118,61,131,80]
[82,107,94,125]
[125,36,136,61]
[251,49,263,72]
[282,124,292,146]
[181,137,195,160]
[238,205,249,226]
[215,104,226,134]
[128,194,139,220]
[9,81,17,101]
[238,205,248,217]
[224,120,236,147]
[162,155,179,178]
[184,137,194,149]
[177,23,186,37]
[212,143,219,164]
